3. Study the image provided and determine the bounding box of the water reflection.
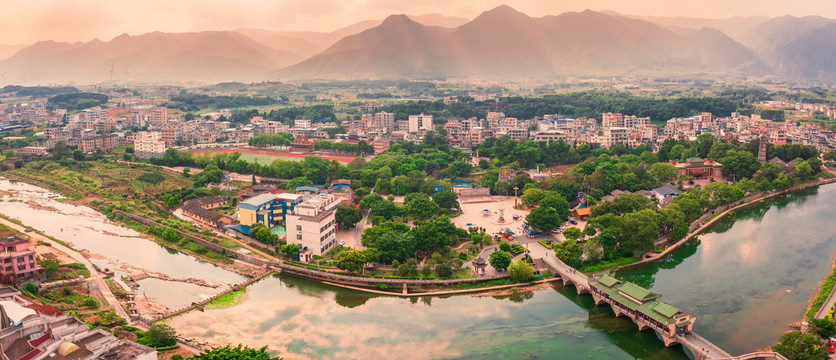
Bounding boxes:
[169,275,688,360]
[615,183,836,355]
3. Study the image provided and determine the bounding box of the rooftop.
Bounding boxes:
[240,193,278,209]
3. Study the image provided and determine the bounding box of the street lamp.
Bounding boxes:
[513,187,519,207]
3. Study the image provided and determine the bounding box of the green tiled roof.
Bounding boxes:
[598,275,620,287]
[618,282,657,302]
[686,156,704,162]
[652,302,680,318]
[590,275,688,326]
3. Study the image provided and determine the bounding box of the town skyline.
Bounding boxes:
[2,0,836,44]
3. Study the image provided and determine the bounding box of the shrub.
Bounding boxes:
[82,297,99,309]
[458,252,468,260]
[435,264,453,278]
[391,260,400,269]
[509,244,526,256]
[25,282,38,295]
[498,242,511,252]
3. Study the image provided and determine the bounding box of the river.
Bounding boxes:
[169,183,836,359]
[615,183,836,355]
[0,179,246,309]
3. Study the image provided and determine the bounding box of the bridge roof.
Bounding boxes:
[618,282,658,302]
[651,301,681,318]
[597,274,620,287]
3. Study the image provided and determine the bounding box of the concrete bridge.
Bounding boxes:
[541,255,786,360]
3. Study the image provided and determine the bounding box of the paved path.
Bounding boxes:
[0,216,131,321]
[814,254,836,319]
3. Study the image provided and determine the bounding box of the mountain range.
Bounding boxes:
[1,6,835,84]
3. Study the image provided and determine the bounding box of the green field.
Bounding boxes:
[236,152,304,164]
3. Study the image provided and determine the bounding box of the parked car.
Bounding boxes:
[827,340,835,354]
[569,220,578,225]
[339,240,345,246]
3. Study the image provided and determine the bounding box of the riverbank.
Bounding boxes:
[604,176,836,274]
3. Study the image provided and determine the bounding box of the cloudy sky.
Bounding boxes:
[2,0,834,44]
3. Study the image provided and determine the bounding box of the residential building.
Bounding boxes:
[0,236,38,280]
[0,301,156,360]
[408,113,433,133]
[133,132,166,159]
[286,194,341,260]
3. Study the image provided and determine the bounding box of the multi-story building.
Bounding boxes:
[599,127,629,148]
[81,134,118,153]
[408,113,433,133]
[602,113,624,128]
[532,130,568,144]
[0,300,156,360]
[373,112,395,132]
[238,193,305,228]
[286,194,341,260]
[133,131,166,159]
[0,236,38,280]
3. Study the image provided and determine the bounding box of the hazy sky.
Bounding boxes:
[2,0,834,44]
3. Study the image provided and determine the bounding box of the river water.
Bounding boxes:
[0,179,246,308]
[169,183,836,359]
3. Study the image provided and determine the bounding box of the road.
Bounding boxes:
[0,216,131,321]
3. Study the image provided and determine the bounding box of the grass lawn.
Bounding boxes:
[236,152,304,164]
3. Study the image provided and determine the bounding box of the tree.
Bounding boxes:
[188,345,280,360]
[403,193,439,219]
[488,250,512,271]
[649,162,679,186]
[525,206,561,232]
[41,258,60,279]
[619,209,662,257]
[432,190,459,210]
[810,317,836,339]
[539,192,570,219]
[554,240,583,267]
[521,188,545,206]
[771,331,829,360]
[287,176,314,193]
[563,227,582,241]
[334,249,366,273]
[721,150,761,180]
[146,323,177,348]
[182,168,191,178]
[367,230,415,263]
[435,264,453,278]
[280,244,300,259]
[335,204,362,228]
[508,259,534,282]
[494,180,511,196]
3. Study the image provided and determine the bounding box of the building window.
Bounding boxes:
[29,264,35,269]
[18,265,25,271]
[28,255,34,261]
[17,257,24,263]
[297,234,302,240]
[296,225,302,231]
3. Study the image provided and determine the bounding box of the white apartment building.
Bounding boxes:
[294,119,311,129]
[286,194,341,260]
[532,130,568,144]
[134,131,166,159]
[599,127,629,148]
[408,113,433,133]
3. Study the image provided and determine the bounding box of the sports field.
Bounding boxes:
[192,148,355,163]
[236,152,303,163]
